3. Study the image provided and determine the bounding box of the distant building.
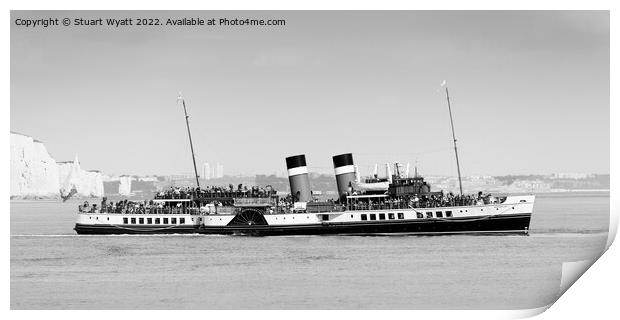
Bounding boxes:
[512,180,551,192]
[202,162,212,180]
[118,175,132,196]
[166,174,194,181]
[137,176,158,182]
[216,163,224,178]
[553,173,594,179]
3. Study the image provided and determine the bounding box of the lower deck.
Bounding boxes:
[74,212,531,236]
[198,213,531,236]
[74,195,535,236]
[74,223,198,235]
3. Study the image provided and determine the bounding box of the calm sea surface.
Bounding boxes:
[10,192,610,309]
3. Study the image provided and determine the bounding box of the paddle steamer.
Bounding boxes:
[73,89,535,235]
[74,154,534,236]
[196,154,534,236]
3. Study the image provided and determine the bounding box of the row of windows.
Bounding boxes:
[360,212,405,221]
[89,216,110,221]
[419,211,453,219]
[359,211,454,221]
[123,217,186,225]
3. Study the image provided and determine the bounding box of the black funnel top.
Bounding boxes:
[332,153,354,168]
[285,154,307,169]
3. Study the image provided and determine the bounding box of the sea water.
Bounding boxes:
[10,192,610,309]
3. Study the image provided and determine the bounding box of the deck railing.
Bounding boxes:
[154,190,277,200]
[80,206,201,215]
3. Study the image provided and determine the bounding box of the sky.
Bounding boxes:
[10,11,609,177]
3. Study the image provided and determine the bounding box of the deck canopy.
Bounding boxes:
[346,194,389,199]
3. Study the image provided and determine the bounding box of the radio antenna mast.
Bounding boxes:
[178,93,200,187]
[441,81,463,196]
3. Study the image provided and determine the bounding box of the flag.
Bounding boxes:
[440,80,447,87]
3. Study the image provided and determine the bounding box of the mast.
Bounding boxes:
[443,83,463,196]
[178,94,200,187]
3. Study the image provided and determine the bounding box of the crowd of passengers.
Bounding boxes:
[154,184,276,199]
[342,191,499,210]
[78,198,189,214]
[274,191,500,212]
[77,188,500,214]
[408,191,500,208]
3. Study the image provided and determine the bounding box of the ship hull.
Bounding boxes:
[198,213,531,236]
[73,223,198,235]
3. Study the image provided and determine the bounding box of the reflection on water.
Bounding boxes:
[10,192,610,309]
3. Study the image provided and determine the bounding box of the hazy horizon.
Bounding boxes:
[11,11,610,177]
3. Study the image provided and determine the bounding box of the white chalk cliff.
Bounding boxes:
[10,132,104,199]
[11,132,60,198]
[58,154,105,198]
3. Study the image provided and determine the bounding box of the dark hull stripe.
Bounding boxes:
[74,224,198,235]
[74,214,531,236]
[200,214,531,236]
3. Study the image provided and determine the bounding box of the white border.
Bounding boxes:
[4,1,617,319]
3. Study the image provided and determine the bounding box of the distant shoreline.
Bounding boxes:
[547,189,610,193]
